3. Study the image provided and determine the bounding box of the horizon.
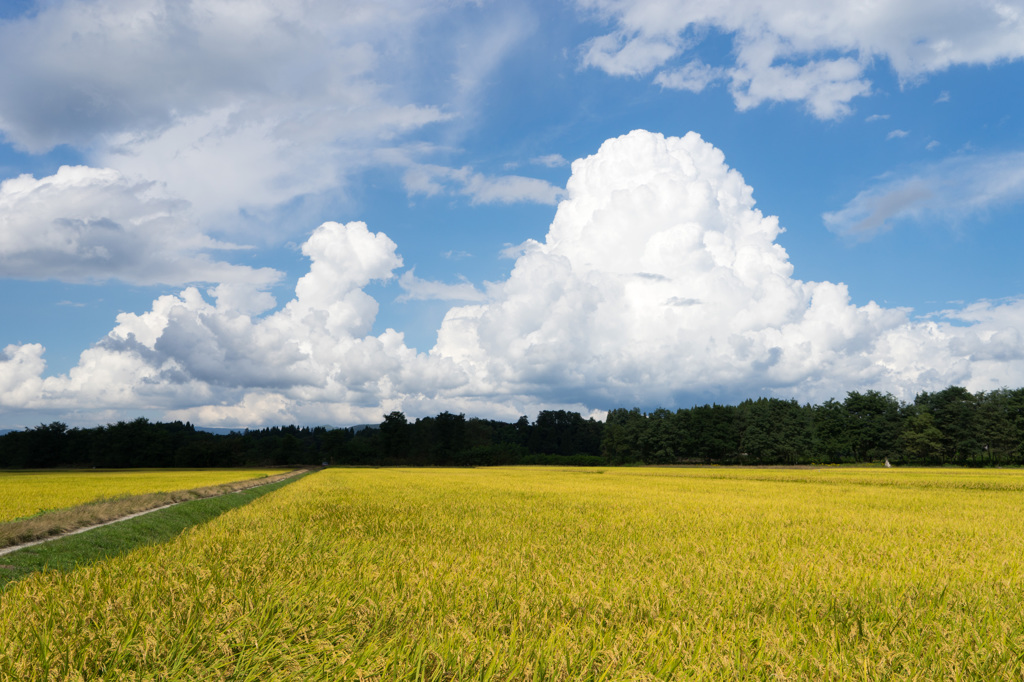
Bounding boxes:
[0,383,1001,434]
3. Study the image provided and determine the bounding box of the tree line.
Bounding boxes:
[2,385,1023,468]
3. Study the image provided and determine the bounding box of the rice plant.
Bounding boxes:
[1,467,1022,680]
[0,469,288,523]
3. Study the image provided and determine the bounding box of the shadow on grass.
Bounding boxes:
[0,472,311,589]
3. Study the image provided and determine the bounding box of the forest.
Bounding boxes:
[1,385,1023,469]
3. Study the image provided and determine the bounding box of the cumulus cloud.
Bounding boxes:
[576,0,1024,118]
[0,344,46,409]
[0,221,467,426]
[823,150,1024,239]
[940,299,1024,371]
[4,131,1024,426]
[0,165,279,289]
[433,131,908,406]
[887,129,910,140]
[432,130,1024,407]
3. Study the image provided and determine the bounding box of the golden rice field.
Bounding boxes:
[0,468,287,522]
[2,466,1024,680]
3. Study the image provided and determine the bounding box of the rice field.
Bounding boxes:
[2,466,1023,679]
[0,469,288,522]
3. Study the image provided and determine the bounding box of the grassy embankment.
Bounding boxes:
[1,466,1023,679]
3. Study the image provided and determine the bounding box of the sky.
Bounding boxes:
[2,0,1024,429]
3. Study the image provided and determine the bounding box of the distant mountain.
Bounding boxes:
[194,424,377,435]
[195,426,248,436]
[0,424,376,438]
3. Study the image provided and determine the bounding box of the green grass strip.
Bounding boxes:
[0,472,309,589]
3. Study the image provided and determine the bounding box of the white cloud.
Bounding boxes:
[730,52,870,119]
[0,221,465,426]
[576,0,1024,119]
[0,0,506,231]
[581,32,681,76]
[98,104,450,223]
[461,173,564,205]
[4,131,1024,426]
[0,165,280,289]
[887,129,910,140]
[936,90,952,103]
[654,60,727,92]
[403,164,564,205]
[0,344,46,408]
[0,0,458,151]
[532,154,570,168]
[446,6,538,122]
[432,130,1024,407]
[397,269,486,302]
[865,114,890,122]
[433,130,908,405]
[823,150,1024,239]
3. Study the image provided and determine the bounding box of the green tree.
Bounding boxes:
[737,398,811,465]
[601,408,646,464]
[431,412,467,464]
[974,389,1022,465]
[915,386,979,465]
[640,408,685,464]
[380,411,410,462]
[811,399,853,463]
[688,404,739,463]
[896,410,944,464]
[843,391,903,462]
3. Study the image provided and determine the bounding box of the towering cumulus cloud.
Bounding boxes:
[3,130,1024,426]
[434,130,1024,406]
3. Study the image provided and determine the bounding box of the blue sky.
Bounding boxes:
[2,0,1024,428]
